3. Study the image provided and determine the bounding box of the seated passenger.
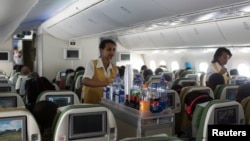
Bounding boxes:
[32,101,58,141]
[15,65,32,94]
[178,91,213,139]
[142,69,153,84]
[140,65,148,75]
[171,84,183,95]
[236,83,250,103]
[154,67,163,75]
[185,62,192,70]
[206,73,225,91]
[163,73,173,88]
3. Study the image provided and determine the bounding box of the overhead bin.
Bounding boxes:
[148,28,187,48]
[176,22,230,47]
[97,0,171,26]
[217,17,250,46]
[43,9,123,40]
[118,32,155,50]
[152,0,247,15]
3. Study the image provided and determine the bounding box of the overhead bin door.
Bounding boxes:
[176,22,229,47]
[152,0,248,15]
[148,28,186,48]
[217,17,250,46]
[118,32,155,50]
[43,9,122,40]
[97,0,170,26]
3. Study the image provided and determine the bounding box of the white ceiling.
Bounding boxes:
[1,0,250,45]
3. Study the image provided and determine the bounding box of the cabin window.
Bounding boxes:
[199,62,208,73]
[171,61,179,71]
[159,61,166,66]
[237,64,250,77]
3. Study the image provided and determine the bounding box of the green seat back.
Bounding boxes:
[193,100,245,141]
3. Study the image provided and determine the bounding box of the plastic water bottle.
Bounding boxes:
[157,76,168,110]
[112,73,125,103]
[133,74,142,89]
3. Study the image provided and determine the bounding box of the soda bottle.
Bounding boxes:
[149,86,161,113]
[132,74,142,109]
[139,86,150,112]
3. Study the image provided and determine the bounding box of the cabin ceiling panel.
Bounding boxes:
[217,17,250,46]
[48,24,75,40]
[176,22,230,47]
[148,28,186,48]
[96,0,171,26]
[0,0,38,26]
[152,0,248,15]
[0,0,38,44]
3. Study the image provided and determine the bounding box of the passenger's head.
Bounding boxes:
[75,66,85,72]
[207,73,225,91]
[185,62,192,70]
[155,67,163,75]
[212,47,232,65]
[163,74,172,82]
[230,69,239,76]
[28,72,39,78]
[236,83,250,103]
[65,68,74,75]
[32,101,58,133]
[17,50,23,57]
[143,69,153,83]
[99,39,116,60]
[140,65,148,74]
[184,91,213,120]
[171,84,183,94]
[20,65,31,75]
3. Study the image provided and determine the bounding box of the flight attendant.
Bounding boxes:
[206,47,232,85]
[81,39,118,104]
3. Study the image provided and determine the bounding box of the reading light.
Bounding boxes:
[46,0,104,29]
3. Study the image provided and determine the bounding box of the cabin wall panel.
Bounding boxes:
[0,38,13,76]
[38,33,144,81]
[41,34,72,81]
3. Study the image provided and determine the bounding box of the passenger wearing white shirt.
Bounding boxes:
[15,66,31,94]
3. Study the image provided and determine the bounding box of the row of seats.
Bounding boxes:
[0,104,118,141]
[0,87,247,141]
[175,85,249,140]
